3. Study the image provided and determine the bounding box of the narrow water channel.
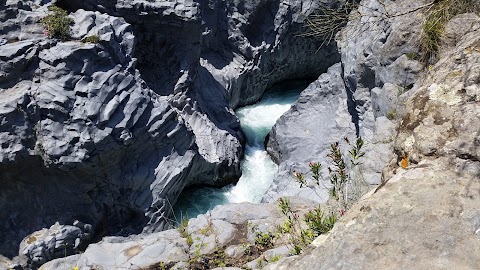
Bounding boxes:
[173,80,311,220]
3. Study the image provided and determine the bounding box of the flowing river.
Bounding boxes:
[173,80,310,220]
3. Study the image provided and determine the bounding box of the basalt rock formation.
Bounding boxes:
[265,0,424,203]
[265,6,480,270]
[3,0,479,269]
[0,0,339,267]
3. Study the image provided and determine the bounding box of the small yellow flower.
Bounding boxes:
[73,267,79,270]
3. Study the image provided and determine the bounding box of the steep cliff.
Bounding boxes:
[266,7,480,270]
[265,0,423,202]
[2,0,478,269]
[0,0,339,266]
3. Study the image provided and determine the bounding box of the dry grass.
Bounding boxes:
[302,0,480,65]
[299,0,359,47]
[419,0,479,65]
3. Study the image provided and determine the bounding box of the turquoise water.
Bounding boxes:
[173,80,310,221]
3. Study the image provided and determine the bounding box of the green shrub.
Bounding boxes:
[82,34,100,44]
[254,232,275,250]
[304,208,337,236]
[41,6,73,41]
[278,197,292,215]
[269,254,281,263]
[276,197,336,255]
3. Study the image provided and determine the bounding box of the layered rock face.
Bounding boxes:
[265,0,424,202]
[0,0,340,266]
[19,0,480,269]
[265,9,480,270]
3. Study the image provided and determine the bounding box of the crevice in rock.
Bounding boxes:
[340,61,360,136]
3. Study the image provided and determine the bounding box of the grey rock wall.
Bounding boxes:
[264,63,356,202]
[0,0,340,266]
[0,8,203,266]
[264,11,480,270]
[264,0,426,203]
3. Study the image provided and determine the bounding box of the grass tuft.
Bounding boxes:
[420,0,480,65]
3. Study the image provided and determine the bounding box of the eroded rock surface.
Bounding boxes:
[0,0,340,267]
[264,63,356,202]
[40,197,317,270]
[265,0,425,203]
[265,11,480,270]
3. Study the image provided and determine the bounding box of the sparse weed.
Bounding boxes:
[386,108,396,120]
[82,34,100,44]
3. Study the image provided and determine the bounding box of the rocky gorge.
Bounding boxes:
[0,0,479,269]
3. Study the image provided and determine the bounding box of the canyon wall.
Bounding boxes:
[0,0,339,266]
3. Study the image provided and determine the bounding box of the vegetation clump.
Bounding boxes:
[189,247,229,269]
[275,137,368,254]
[41,5,73,41]
[420,0,480,65]
[276,197,337,255]
[304,208,337,236]
[386,108,396,120]
[82,35,100,44]
[300,0,359,46]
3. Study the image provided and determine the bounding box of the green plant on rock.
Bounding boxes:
[280,137,368,254]
[82,34,100,44]
[269,254,281,263]
[278,197,292,215]
[157,262,167,270]
[178,216,189,237]
[386,108,397,120]
[188,246,230,269]
[326,137,367,210]
[293,137,367,210]
[254,231,275,250]
[300,0,359,47]
[276,197,325,255]
[327,141,349,200]
[41,5,73,41]
[290,245,302,256]
[420,0,480,65]
[277,218,293,234]
[177,216,194,246]
[405,52,417,60]
[304,207,337,236]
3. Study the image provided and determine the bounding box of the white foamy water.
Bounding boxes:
[173,81,310,220]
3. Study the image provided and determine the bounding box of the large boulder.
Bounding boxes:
[264,63,356,202]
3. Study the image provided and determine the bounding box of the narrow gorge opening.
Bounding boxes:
[172,80,312,221]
